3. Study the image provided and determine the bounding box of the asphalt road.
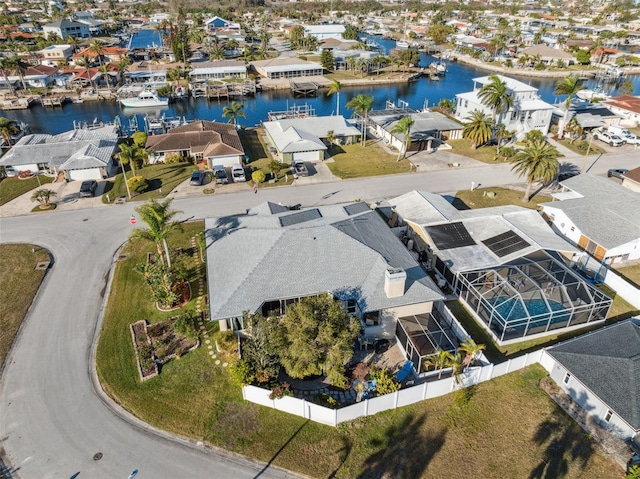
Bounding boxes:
[1,156,638,479]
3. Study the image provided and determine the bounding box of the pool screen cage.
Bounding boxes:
[455,254,612,343]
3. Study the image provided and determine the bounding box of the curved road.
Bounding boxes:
[0,160,636,478]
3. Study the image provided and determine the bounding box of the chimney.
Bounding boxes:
[384,268,406,298]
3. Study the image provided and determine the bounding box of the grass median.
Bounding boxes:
[0,176,54,207]
[96,223,621,478]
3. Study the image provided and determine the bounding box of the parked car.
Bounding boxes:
[231,164,246,182]
[592,129,625,147]
[79,180,97,197]
[190,170,205,186]
[607,168,629,179]
[558,171,579,182]
[618,131,640,145]
[292,160,308,177]
[213,165,228,184]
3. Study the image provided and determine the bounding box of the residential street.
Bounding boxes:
[0,153,639,479]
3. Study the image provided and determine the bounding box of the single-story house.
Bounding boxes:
[540,174,640,264]
[304,24,346,41]
[251,58,323,79]
[622,166,640,193]
[602,95,640,126]
[519,44,575,65]
[72,46,128,65]
[566,102,622,130]
[390,190,611,345]
[204,202,445,356]
[0,125,119,181]
[188,60,247,81]
[263,115,360,163]
[145,120,245,168]
[368,107,464,153]
[122,61,183,86]
[542,318,640,441]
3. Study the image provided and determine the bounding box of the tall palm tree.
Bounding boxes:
[118,142,147,177]
[510,138,559,202]
[0,56,16,96]
[554,74,586,137]
[458,338,486,369]
[222,101,246,126]
[75,55,94,90]
[494,123,514,154]
[447,351,466,384]
[130,198,182,268]
[346,94,374,146]
[390,116,414,161]
[89,38,105,66]
[564,117,583,144]
[463,110,494,149]
[98,64,112,90]
[326,80,342,116]
[477,74,513,124]
[0,117,20,146]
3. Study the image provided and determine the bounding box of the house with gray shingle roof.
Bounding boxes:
[540,174,640,264]
[204,201,444,344]
[0,125,118,181]
[543,319,640,440]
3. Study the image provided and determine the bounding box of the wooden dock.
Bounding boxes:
[290,81,318,97]
[41,96,67,107]
[1,96,35,110]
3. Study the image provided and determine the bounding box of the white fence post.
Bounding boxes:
[302,399,307,419]
[393,391,399,409]
[364,398,369,416]
[422,381,428,400]
[505,359,511,374]
[488,363,494,380]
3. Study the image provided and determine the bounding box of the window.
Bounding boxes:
[344,299,358,316]
[570,226,575,232]
[604,409,613,422]
[563,372,571,384]
[364,311,380,326]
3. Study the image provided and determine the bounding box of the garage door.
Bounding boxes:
[292,151,318,162]
[67,168,101,181]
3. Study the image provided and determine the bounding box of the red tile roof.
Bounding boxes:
[602,95,640,115]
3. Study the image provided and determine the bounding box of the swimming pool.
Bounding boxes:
[488,296,567,322]
[128,29,163,50]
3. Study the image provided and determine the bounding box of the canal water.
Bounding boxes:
[3,34,638,135]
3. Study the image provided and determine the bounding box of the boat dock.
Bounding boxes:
[191,81,257,100]
[290,81,318,97]
[1,96,36,110]
[267,103,317,121]
[41,96,68,108]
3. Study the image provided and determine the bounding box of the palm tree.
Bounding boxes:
[494,123,514,154]
[325,129,336,147]
[31,188,56,208]
[477,74,513,124]
[89,39,105,66]
[510,138,560,202]
[130,199,182,268]
[554,74,586,137]
[437,98,455,113]
[447,351,466,384]
[75,55,94,90]
[458,338,486,369]
[222,101,246,126]
[0,116,20,146]
[118,142,147,178]
[390,116,414,161]
[463,110,494,149]
[326,80,342,116]
[346,94,374,146]
[0,56,16,96]
[98,64,112,90]
[564,117,583,144]
[422,348,452,379]
[208,45,226,61]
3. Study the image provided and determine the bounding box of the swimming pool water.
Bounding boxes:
[488,297,568,323]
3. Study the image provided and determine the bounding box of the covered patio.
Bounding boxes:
[456,253,612,343]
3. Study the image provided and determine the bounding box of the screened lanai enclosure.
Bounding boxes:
[455,254,612,343]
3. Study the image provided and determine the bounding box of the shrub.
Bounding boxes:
[549,124,559,136]
[229,358,256,385]
[269,382,294,400]
[251,170,266,184]
[174,312,197,338]
[127,175,148,193]
[164,152,183,164]
[156,85,172,97]
[215,330,237,355]
[132,131,148,147]
[203,188,215,194]
[370,367,401,395]
[574,139,590,151]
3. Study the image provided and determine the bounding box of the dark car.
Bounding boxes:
[607,168,629,179]
[190,170,205,186]
[557,172,579,182]
[79,180,97,197]
[213,165,228,184]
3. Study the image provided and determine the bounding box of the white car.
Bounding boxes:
[618,131,640,145]
[231,164,246,182]
[593,130,625,147]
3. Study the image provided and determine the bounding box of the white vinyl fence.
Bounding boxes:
[242,350,544,427]
[604,267,640,310]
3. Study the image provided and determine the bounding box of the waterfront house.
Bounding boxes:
[368,107,464,153]
[204,201,445,358]
[38,44,73,66]
[188,60,247,81]
[390,190,610,345]
[543,319,640,441]
[263,115,360,163]
[23,65,59,88]
[205,16,240,35]
[122,61,181,87]
[519,44,575,65]
[42,18,91,39]
[0,125,119,181]
[602,95,640,125]
[72,46,128,65]
[251,58,323,79]
[540,174,640,265]
[455,74,555,136]
[145,120,245,168]
[303,24,346,41]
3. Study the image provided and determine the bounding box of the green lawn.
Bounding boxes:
[327,141,412,179]
[556,138,605,156]
[102,162,196,203]
[97,226,621,478]
[454,187,551,210]
[613,263,640,289]
[446,139,508,164]
[0,244,50,368]
[238,128,269,163]
[0,175,54,206]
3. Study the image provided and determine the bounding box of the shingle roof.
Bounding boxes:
[547,320,640,430]
[263,123,327,153]
[205,203,444,320]
[540,174,640,249]
[145,121,244,157]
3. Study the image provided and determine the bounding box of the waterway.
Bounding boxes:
[3,35,639,135]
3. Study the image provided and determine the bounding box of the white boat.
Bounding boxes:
[120,90,169,108]
[396,40,410,49]
[575,89,608,102]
